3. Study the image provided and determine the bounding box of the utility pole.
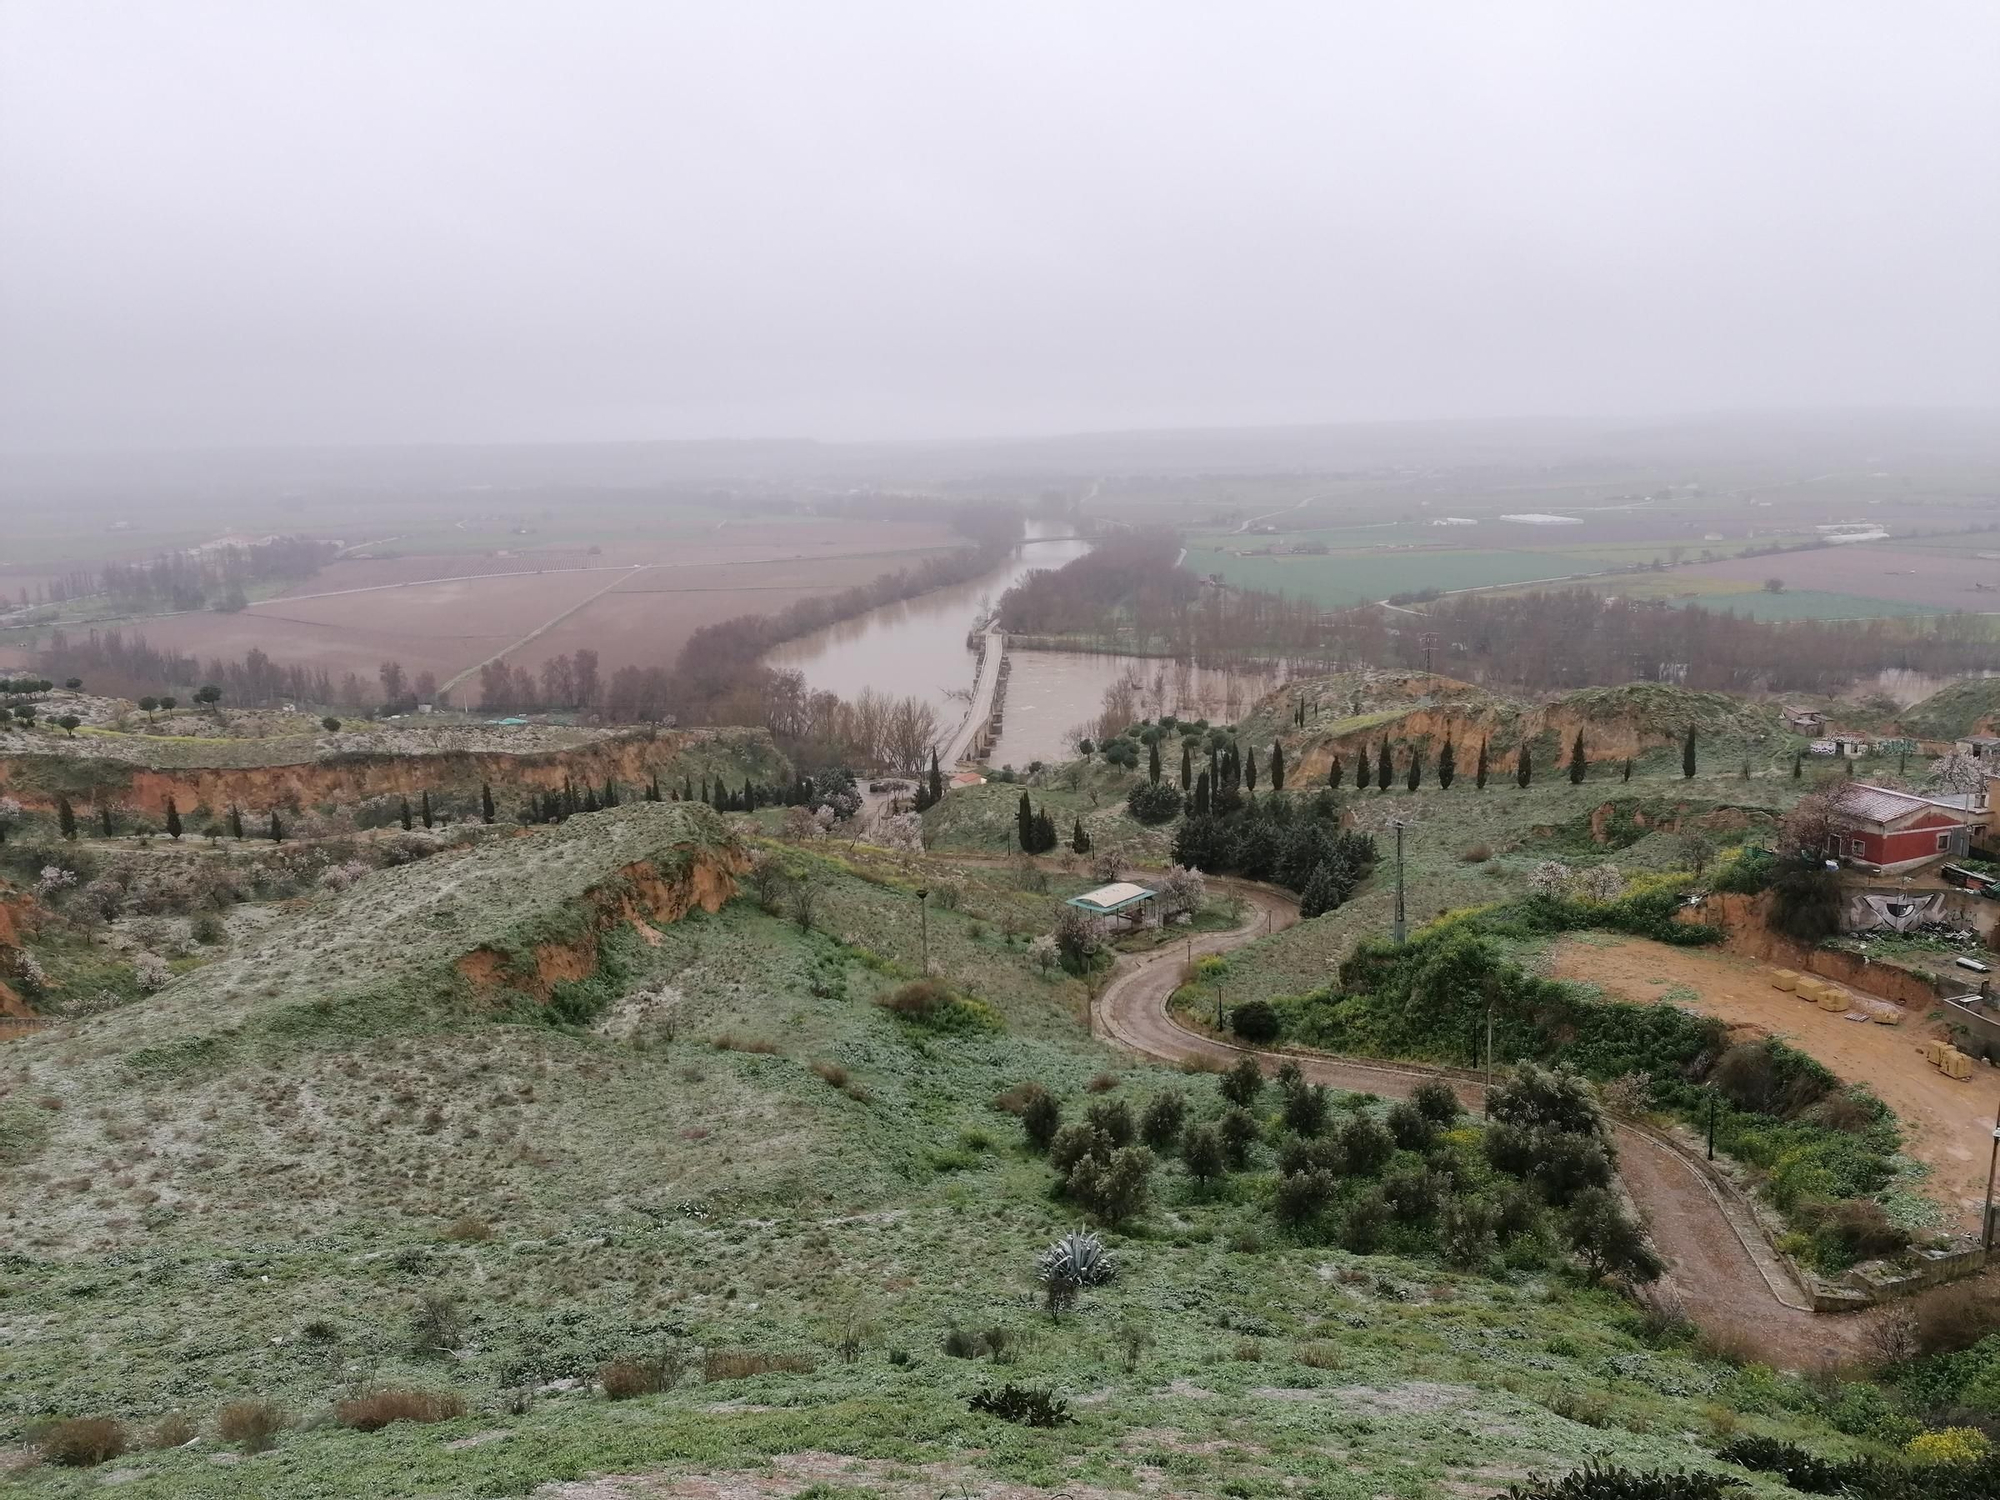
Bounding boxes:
[1985,1093,2000,1252]
[1391,819,1409,945]
[1707,1090,1717,1161]
[917,888,930,976]
[1418,632,1440,673]
[1483,999,1494,1116]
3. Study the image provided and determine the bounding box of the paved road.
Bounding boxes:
[1090,884,1879,1368]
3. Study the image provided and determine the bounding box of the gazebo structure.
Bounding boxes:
[1066,881,1157,932]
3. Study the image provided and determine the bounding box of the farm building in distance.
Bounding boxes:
[1827,783,1989,875]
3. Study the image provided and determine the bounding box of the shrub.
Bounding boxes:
[1412,1078,1462,1124]
[1906,1427,1991,1466]
[1180,1122,1226,1187]
[1440,1196,1498,1267]
[1461,843,1492,863]
[1386,1100,1436,1151]
[1064,1145,1154,1224]
[1382,1167,1444,1223]
[1087,1071,1120,1093]
[712,1032,779,1055]
[1217,1107,1260,1168]
[335,1388,466,1431]
[1281,1080,1331,1137]
[1804,1198,1909,1264]
[1036,1228,1115,1317]
[810,1059,850,1089]
[35,1417,127,1468]
[216,1399,287,1452]
[1274,1167,1338,1228]
[1716,1436,1850,1493]
[409,1291,463,1356]
[1336,1113,1394,1176]
[1340,1188,1390,1253]
[147,1412,198,1449]
[1912,1281,2000,1358]
[1085,1097,1136,1146]
[1139,1092,1187,1149]
[599,1355,682,1399]
[1503,1462,1744,1498]
[703,1349,815,1381]
[1126,780,1185,824]
[442,1215,494,1242]
[1018,1087,1062,1151]
[1565,1187,1663,1283]
[1230,999,1280,1043]
[878,979,949,1018]
[1219,1055,1264,1107]
[969,1383,1072,1427]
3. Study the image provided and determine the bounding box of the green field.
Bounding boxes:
[1181,545,1591,606]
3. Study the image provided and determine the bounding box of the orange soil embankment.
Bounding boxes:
[453,851,744,1005]
[0,731,766,821]
[0,887,43,1016]
[1549,935,1997,1231]
[1689,893,1947,1010]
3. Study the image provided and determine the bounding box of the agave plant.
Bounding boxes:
[1035,1229,1114,1318]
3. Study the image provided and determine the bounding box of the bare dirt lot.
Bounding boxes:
[1550,935,1999,1231]
[1676,541,2000,609]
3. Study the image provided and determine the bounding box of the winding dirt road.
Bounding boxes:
[1091,883,1878,1367]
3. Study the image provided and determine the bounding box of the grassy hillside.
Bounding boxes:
[1901,677,2000,740]
[0,786,1980,1497]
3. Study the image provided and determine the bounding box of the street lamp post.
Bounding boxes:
[1390,819,1410,945]
[916,888,930,976]
[1483,998,1494,1116]
[1707,1089,1718,1161]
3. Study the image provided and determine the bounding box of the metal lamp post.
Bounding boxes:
[916,888,929,976]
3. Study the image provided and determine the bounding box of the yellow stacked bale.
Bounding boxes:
[1921,1039,1947,1067]
[1942,1050,1973,1081]
[1770,969,1799,992]
[1795,977,1825,1003]
[1818,989,1850,1013]
[1871,1006,1902,1026]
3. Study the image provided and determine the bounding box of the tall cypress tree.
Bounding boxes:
[1329,755,1343,789]
[228,804,243,839]
[1476,737,1489,790]
[1244,747,1257,792]
[1516,747,1532,788]
[481,782,496,823]
[1438,738,1456,790]
[1376,741,1392,791]
[1071,817,1091,854]
[1792,749,1803,779]
[420,790,434,829]
[1568,730,1586,785]
[165,796,182,840]
[1405,746,1423,792]
[100,804,115,837]
[648,774,662,802]
[1017,790,1035,851]
[1622,758,1633,782]
[928,748,943,807]
[56,795,76,841]
[1180,740,1192,791]
[1034,806,1057,854]
[269,810,283,842]
[1195,769,1211,816]
[400,797,413,831]
[1148,738,1161,785]
[1270,742,1286,792]
[1682,726,1697,779]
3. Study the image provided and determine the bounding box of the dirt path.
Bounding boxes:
[1550,935,1999,1233]
[1092,891,1879,1367]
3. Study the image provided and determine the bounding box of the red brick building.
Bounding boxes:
[1826,784,1982,875]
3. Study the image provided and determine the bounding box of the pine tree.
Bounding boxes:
[742,778,753,812]
[1017,791,1035,851]
[700,777,710,806]
[1299,860,1343,918]
[482,782,496,823]
[583,787,600,813]
[1376,741,1392,791]
[648,775,662,802]
[1405,745,1422,791]
[1438,738,1455,790]
[1271,741,1286,792]
[228,804,243,839]
[1329,755,1343,789]
[57,795,76,841]
[400,797,413,831]
[165,796,182,840]
[928,748,943,807]
[420,790,433,829]
[1792,750,1802,779]
[1622,758,1633,782]
[1244,747,1257,791]
[1516,747,1532,788]
[269,811,283,842]
[1148,738,1161,785]
[1181,741,1192,791]
[1568,730,1586,785]
[1194,769,1211,816]
[1034,806,1057,853]
[1682,726,1697,779]
[1476,737,1489,790]
[1071,817,1091,854]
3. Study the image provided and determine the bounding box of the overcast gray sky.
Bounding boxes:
[2,1,1995,451]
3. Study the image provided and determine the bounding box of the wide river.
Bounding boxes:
[767,522,1305,767]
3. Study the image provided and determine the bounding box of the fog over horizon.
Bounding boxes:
[3,1,1997,455]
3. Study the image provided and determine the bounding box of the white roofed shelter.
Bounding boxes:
[1066,881,1157,931]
